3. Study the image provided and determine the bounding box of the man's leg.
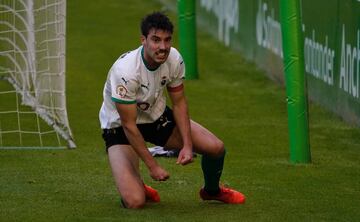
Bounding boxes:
[165,120,225,191]
[108,145,146,209]
[165,120,245,204]
[165,120,224,156]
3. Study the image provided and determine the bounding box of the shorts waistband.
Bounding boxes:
[103,127,122,134]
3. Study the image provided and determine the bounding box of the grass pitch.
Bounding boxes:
[1,0,360,221]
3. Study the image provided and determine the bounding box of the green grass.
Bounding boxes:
[1,0,360,221]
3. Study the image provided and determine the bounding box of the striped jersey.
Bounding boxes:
[99,46,185,129]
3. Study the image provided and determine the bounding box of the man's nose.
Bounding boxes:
[159,41,166,50]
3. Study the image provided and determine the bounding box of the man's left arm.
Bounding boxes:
[167,84,193,165]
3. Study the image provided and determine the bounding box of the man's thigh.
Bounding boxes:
[107,145,145,201]
[164,120,224,156]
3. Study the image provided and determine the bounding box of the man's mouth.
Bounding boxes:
[156,51,167,59]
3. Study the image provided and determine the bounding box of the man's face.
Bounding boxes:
[141,28,172,68]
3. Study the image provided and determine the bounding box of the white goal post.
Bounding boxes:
[0,0,75,149]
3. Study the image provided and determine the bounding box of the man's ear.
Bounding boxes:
[141,35,146,45]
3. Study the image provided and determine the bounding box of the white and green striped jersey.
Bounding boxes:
[99,46,185,129]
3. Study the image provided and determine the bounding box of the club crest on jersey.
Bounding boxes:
[161,76,167,86]
[116,85,127,98]
[137,102,150,111]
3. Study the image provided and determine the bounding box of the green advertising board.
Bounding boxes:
[157,0,360,126]
[196,0,360,126]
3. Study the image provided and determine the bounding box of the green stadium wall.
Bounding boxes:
[158,0,360,126]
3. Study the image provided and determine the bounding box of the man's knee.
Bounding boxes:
[214,139,225,156]
[206,138,224,157]
[121,194,146,209]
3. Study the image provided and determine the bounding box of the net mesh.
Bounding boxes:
[0,0,75,148]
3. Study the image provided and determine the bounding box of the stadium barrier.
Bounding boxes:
[200,0,360,126]
[158,0,360,126]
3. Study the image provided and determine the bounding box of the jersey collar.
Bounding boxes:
[141,47,160,72]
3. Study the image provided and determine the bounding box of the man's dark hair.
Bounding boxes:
[141,12,173,37]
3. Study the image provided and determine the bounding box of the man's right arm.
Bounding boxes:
[115,102,169,181]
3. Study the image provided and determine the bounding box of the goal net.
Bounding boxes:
[0,0,75,149]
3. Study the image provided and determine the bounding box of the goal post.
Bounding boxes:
[0,0,75,149]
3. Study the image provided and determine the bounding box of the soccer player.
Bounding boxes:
[99,12,245,209]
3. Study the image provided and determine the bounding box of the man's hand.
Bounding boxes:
[176,148,193,165]
[149,165,170,181]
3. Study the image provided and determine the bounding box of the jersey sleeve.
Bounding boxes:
[109,67,138,104]
[167,52,185,91]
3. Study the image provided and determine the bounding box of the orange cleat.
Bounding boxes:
[200,186,246,204]
[143,184,160,202]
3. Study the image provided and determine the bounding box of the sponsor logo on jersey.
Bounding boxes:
[116,85,127,98]
[137,102,150,111]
